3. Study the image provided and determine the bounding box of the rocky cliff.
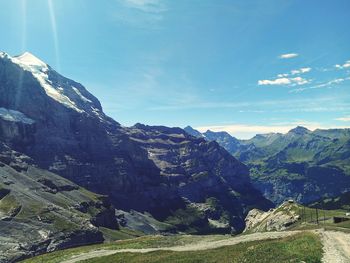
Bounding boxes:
[126,124,272,233]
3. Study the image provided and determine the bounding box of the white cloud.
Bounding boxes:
[335,60,350,70]
[279,53,298,59]
[335,116,350,122]
[260,67,312,86]
[290,77,350,93]
[342,62,350,68]
[258,78,291,85]
[276,67,311,78]
[291,67,311,75]
[258,76,309,86]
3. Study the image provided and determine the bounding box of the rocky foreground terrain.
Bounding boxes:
[0,142,117,262]
[185,126,350,205]
[0,51,272,261]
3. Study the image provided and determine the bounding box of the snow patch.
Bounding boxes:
[15,52,47,68]
[11,52,84,113]
[72,87,92,103]
[0,108,35,124]
[0,52,10,59]
[91,107,104,120]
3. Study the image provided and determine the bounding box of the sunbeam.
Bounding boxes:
[21,0,27,52]
[16,0,27,108]
[48,0,60,71]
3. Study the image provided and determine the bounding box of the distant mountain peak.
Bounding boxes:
[184,125,194,130]
[184,126,203,138]
[288,126,310,135]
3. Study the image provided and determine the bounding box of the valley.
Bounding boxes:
[1,1,349,262]
[185,126,350,205]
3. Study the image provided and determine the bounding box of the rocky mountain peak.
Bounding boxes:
[204,129,232,138]
[288,126,310,135]
[184,126,203,138]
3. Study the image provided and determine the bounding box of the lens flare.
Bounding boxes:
[48,0,60,71]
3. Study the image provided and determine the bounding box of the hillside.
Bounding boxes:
[0,142,117,262]
[309,192,350,210]
[22,200,350,263]
[185,126,350,204]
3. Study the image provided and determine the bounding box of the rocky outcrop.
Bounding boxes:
[244,202,301,233]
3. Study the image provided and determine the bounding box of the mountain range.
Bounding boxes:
[184,125,350,205]
[0,52,272,262]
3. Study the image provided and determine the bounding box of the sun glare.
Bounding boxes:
[48,0,60,71]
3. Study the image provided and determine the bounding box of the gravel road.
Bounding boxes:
[61,229,350,263]
[61,231,299,263]
[320,230,350,263]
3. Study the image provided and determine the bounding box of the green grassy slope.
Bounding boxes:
[22,232,322,263]
[239,128,350,204]
[184,126,350,205]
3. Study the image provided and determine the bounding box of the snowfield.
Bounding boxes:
[0,107,35,124]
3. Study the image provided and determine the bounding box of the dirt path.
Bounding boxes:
[320,230,350,263]
[61,231,299,263]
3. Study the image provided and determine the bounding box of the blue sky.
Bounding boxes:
[0,0,349,138]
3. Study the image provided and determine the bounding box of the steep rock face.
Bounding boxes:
[0,52,161,209]
[127,124,272,232]
[0,142,117,263]
[185,126,350,205]
[0,52,272,236]
[0,108,36,147]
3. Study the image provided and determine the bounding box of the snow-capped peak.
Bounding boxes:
[10,52,84,113]
[2,51,104,120]
[14,52,47,68]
